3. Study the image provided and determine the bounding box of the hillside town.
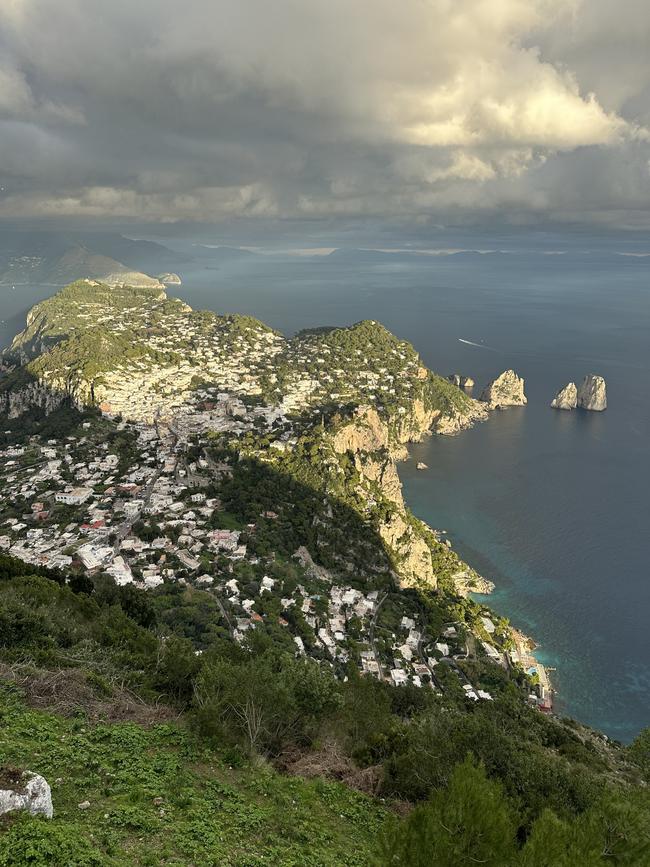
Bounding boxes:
[0,282,553,713]
[0,405,551,711]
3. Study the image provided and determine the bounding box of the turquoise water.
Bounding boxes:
[2,234,649,741]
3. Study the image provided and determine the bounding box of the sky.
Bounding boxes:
[1,0,650,229]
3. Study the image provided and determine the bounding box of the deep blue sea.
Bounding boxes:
[3,232,649,741]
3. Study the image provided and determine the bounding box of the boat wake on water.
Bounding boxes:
[458,338,499,351]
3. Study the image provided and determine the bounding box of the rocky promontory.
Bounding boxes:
[577,374,607,411]
[479,369,527,408]
[551,382,577,410]
[157,272,182,285]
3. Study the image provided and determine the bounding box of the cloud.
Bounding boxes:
[0,0,648,224]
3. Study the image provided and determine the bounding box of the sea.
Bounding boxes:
[2,230,649,742]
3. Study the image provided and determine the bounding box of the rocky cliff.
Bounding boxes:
[0,378,74,418]
[480,369,527,408]
[551,382,578,410]
[577,375,607,411]
[331,407,436,588]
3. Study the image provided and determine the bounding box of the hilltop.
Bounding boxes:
[5,281,477,434]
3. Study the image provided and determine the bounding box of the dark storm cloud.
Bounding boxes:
[0,0,649,225]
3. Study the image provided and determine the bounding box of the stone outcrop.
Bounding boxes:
[577,375,607,411]
[333,406,390,455]
[330,406,435,587]
[448,374,475,388]
[434,399,488,435]
[0,380,73,418]
[0,770,53,820]
[157,272,182,285]
[378,512,434,589]
[452,568,495,597]
[551,382,577,410]
[479,370,527,408]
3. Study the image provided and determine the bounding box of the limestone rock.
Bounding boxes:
[0,769,53,820]
[448,374,475,388]
[332,406,389,455]
[577,375,607,411]
[157,272,182,285]
[355,452,404,505]
[433,399,488,435]
[479,370,527,408]
[0,380,72,418]
[551,382,577,410]
[378,512,435,589]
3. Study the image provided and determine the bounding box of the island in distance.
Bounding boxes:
[551,375,607,411]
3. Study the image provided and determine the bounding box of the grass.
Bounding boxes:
[0,683,388,866]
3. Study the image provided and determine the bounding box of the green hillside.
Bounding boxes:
[1,560,649,865]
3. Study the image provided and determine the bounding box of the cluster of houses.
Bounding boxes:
[0,419,226,587]
[0,288,545,706]
[30,285,429,435]
[0,413,503,703]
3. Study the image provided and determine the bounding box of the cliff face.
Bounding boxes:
[480,369,527,408]
[378,512,434,588]
[331,406,436,587]
[0,380,74,418]
[551,382,577,410]
[328,398,490,587]
[433,400,488,435]
[577,375,607,411]
[333,406,390,454]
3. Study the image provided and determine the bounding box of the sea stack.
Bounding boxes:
[448,374,475,389]
[551,382,577,410]
[479,369,527,408]
[577,374,607,411]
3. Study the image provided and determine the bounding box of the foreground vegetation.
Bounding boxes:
[1,557,649,864]
[0,683,385,867]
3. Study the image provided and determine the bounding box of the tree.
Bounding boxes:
[193,650,341,755]
[154,635,201,702]
[379,757,518,866]
[628,728,650,779]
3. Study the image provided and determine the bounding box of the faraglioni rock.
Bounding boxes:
[448,373,475,389]
[577,374,607,411]
[551,382,577,410]
[479,369,527,408]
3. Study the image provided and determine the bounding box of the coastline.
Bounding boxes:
[436,519,555,713]
[403,413,556,715]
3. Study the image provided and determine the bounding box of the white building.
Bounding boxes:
[55,487,93,506]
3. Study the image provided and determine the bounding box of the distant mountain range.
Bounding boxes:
[0,229,186,287]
